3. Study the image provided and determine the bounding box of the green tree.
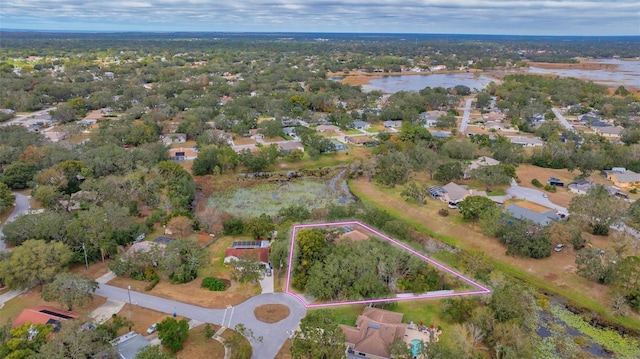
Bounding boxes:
[160,239,210,284]
[291,310,346,359]
[0,323,52,359]
[375,151,411,187]
[1,162,37,189]
[258,119,285,138]
[433,161,463,183]
[277,204,311,223]
[457,196,496,221]
[0,182,15,212]
[575,247,615,284]
[400,181,429,204]
[41,273,98,311]
[627,200,640,231]
[435,113,457,129]
[134,345,173,359]
[0,239,73,290]
[569,184,628,235]
[292,229,327,289]
[157,317,189,353]
[35,320,117,359]
[245,213,275,239]
[230,256,264,284]
[50,103,78,123]
[470,164,514,191]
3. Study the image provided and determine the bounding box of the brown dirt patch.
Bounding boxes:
[337,229,370,242]
[113,303,182,336]
[514,200,552,213]
[69,261,111,280]
[233,137,256,145]
[254,304,291,323]
[177,324,225,359]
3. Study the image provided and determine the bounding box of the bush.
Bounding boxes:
[531,178,543,188]
[144,273,160,291]
[630,188,638,194]
[222,218,244,235]
[544,185,557,192]
[201,277,227,291]
[438,209,449,217]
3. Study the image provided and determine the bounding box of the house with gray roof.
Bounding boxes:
[507,136,544,147]
[351,121,370,130]
[603,168,640,188]
[504,203,560,226]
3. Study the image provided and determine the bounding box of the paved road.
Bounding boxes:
[95,284,306,359]
[551,107,576,133]
[459,98,473,134]
[0,192,30,251]
[0,108,53,127]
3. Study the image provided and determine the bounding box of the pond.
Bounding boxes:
[359,72,497,93]
[332,59,640,94]
[528,59,640,89]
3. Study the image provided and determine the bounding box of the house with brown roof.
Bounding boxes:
[224,247,270,267]
[13,306,78,332]
[340,307,408,359]
[346,136,372,146]
[316,124,340,133]
[278,141,305,153]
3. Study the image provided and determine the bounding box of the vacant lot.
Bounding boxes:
[350,177,640,326]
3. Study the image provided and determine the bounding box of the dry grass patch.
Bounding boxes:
[254,304,290,324]
[69,261,111,280]
[233,137,256,145]
[176,324,225,359]
[512,200,552,213]
[275,338,293,359]
[0,288,107,325]
[113,303,179,336]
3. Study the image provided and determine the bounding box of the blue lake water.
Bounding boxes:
[338,59,640,93]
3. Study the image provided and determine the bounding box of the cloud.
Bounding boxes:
[1,0,638,35]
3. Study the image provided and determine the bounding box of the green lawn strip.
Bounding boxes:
[349,179,459,247]
[350,179,640,332]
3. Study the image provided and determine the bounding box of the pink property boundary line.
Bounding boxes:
[285,221,491,308]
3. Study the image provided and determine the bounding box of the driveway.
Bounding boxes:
[551,107,576,133]
[94,284,306,359]
[506,179,568,215]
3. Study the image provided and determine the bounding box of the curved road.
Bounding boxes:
[0,192,30,251]
[95,284,306,359]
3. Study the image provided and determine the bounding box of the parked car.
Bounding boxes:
[542,193,548,198]
[147,323,157,334]
[265,268,272,277]
[554,244,565,252]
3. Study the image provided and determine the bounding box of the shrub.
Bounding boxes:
[144,273,160,291]
[630,188,637,194]
[201,277,227,291]
[531,178,543,188]
[438,209,449,217]
[544,185,557,192]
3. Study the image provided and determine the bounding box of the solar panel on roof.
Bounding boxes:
[39,309,74,320]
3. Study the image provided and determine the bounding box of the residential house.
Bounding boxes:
[127,236,175,254]
[13,306,78,332]
[430,131,452,139]
[169,147,198,162]
[383,120,402,128]
[340,307,408,359]
[44,130,68,142]
[283,127,297,137]
[507,136,544,147]
[464,156,500,179]
[594,126,622,139]
[420,110,446,127]
[249,129,264,140]
[112,331,149,359]
[346,136,373,146]
[602,168,640,188]
[504,203,560,226]
[224,240,271,268]
[316,124,340,133]
[161,133,187,146]
[482,112,506,122]
[351,121,371,130]
[568,179,594,195]
[278,141,305,153]
[440,182,487,204]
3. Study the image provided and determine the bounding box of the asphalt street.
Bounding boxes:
[459,98,473,134]
[95,284,306,359]
[0,192,30,251]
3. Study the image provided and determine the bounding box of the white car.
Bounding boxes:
[542,193,548,198]
[146,323,157,334]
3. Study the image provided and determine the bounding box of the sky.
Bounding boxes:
[1,0,639,36]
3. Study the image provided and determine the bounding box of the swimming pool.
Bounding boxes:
[411,339,422,357]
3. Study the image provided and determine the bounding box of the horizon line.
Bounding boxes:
[1,29,638,38]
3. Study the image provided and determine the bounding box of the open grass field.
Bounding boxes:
[349,177,640,330]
